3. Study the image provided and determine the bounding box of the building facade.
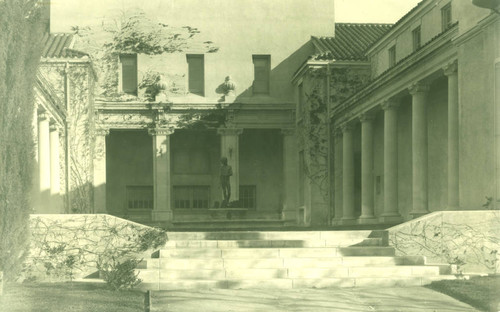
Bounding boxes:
[34,0,500,228]
[293,0,500,226]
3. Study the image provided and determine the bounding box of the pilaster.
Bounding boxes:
[359,113,376,224]
[38,112,51,211]
[148,127,174,223]
[409,82,431,218]
[49,123,61,212]
[380,100,402,223]
[341,123,356,225]
[444,61,459,210]
[217,128,243,202]
[281,128,299,223]
[93,128,109,213]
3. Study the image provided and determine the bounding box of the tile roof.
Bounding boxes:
[311,23,393,61]
[41,33,88,59]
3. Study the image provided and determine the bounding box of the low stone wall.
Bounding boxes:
[388,210,500,274]
[25,214,166,281]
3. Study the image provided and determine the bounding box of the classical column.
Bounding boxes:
[149,127,174,222]
[359,113,376,224]
[444,62,459,210]
[217,128,243,201]
[38,112,51,210]
[93,128,109,213]
[49,123,61,212]
[380,100,401,223]
[333,128,343,225]
[281,128,299,223]
[341,124,356,224]
[409,82,430,217]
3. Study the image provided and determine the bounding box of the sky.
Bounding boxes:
[335,0,422,23]
[50,0,424,33]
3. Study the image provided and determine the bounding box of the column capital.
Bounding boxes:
[49,123,60,132]
[359,113,375,123]
[341,123,353,133]
[281,128,296,136]
[95,128,110,136]
[148,127,174,136]
[443,61,458,76]
[408,82,430,95]
[217,128,243,136]
[381,99,399,111]
[38,112,49,121]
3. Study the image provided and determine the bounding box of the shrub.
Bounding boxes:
[98,257,142,291]
[0,0,44,281]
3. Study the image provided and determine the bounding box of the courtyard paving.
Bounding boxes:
[150,286,480,312]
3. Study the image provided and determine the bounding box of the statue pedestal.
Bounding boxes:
[224,93,236,103]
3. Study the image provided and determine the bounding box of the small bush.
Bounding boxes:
[98,257,142,291]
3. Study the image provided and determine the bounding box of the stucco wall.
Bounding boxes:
[459,25,496,209]
[170,130,220,207]
[370,0,459,78]
[240,129,283,212]
[427,78,448,212]
[106,130,153,216]
[52,0,334,102]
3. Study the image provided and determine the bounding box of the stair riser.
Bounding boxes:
[136,275,457,291]
[158,247,395,259]
[163,238,383,248]
[166,231,374,241]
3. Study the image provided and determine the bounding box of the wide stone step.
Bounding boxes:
[166,230,378,241]
[138,255,427,270]
[138,265,440,282]
[157,246,396,259]
[162,237,383,248]
[137,275,457,291]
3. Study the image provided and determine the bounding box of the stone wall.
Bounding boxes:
[25,214,165,281]
[388,211,500,274]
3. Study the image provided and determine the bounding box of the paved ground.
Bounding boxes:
[150,287,480,312]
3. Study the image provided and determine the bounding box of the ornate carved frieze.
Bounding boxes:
[95,128,110,137]
[97,111,154,129]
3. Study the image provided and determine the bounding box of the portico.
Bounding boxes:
[94,101,297,226]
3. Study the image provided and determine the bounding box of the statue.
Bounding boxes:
[215,76,236,103]
[220,156,232,207]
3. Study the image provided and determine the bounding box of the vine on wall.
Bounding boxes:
[24,215,167,284]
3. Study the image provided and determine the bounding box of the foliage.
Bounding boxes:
[0,0,44,281]
[174,109,228,130]
[98,257,142,291]
[24,215,168,285]
[389,211,500,274]
[72,9,218,99]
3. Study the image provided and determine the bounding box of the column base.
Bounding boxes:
[152,210,173,222]
[358,216,378,225]
[409,211,429,219]
[332,218,343,226]
[339,217,357,225]
[281,209,297,223]
[378,214,402,224]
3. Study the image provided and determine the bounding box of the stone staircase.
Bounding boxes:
[136,230,457,290]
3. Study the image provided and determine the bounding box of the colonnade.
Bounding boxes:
[37,111,63,213]
[334,62,459,224]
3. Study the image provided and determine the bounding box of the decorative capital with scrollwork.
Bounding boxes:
[341,123,353,133]
[359,112,375,123]
[95,128,110,136]
[408,82,430,95]
[148,127,174,136]
[381,99,399,111]
[38,112,49,121]
[217,128,243,136]
[281,128,296,136]
[443,61,458,76]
